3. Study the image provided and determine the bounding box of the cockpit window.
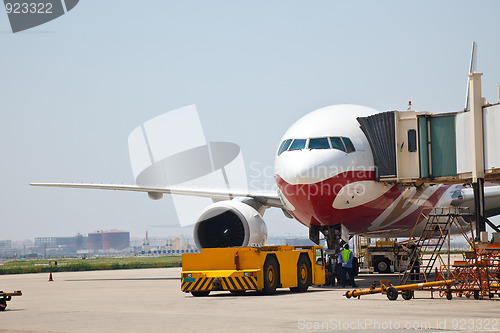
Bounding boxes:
[329,137,346,152]
[341,137,356,153]
[277,136,356,155]
[308,137,330,149]
[288,139,307,151]
[277,139,293,155]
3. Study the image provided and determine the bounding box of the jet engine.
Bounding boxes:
[194,200,268,249]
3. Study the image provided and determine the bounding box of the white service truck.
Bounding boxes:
[358,239,410,274]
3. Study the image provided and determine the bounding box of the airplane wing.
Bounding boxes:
[29,183,284,209]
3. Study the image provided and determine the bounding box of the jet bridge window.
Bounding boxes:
[341,137,356,153]
[408,129,417,152]
[329,137,346,152]
[308,137,330,149]
[288,139,307,151]
[277,139,293,155]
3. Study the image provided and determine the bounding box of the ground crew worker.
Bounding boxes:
[409,243,421,281]
[339,244,357,288]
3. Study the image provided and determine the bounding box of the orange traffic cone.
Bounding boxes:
[48,272,53,282]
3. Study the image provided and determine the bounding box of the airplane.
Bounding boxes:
[31,103,500,253]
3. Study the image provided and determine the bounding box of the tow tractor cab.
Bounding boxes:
[181,246,326,296]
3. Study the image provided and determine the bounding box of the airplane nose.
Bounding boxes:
[275,150,348,185]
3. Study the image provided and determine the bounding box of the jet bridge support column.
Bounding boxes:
[469,72,486,237]
[473,180,486,234]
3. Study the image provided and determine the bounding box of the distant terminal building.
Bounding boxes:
[88,230,130,251]
[284,238,317,247]
[0,240,13,257]
[34,234,88,256]
[137,234,198,255]
[0,240,12,249]
[35,235,87,248]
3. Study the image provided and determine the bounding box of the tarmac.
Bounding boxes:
[0,267,499,333]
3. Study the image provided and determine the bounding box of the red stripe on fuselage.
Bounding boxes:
[276,172,451,234]
[379,185,449,232]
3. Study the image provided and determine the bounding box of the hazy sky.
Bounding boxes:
[1,1,500,240]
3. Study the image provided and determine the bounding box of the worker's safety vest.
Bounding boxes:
[411,248,421,262]
[341,249,352,263]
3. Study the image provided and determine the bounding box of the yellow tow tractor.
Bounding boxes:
[181,245,326,296]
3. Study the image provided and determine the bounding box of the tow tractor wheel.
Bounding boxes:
[386,287,399,301]
[0,299,6,311]
[290,255,312,293]
[374,258,391,273]
[402,290,414,300]
[191,291,210,297]
[263,255,280,295]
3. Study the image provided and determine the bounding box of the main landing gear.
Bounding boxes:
[310,224,357,286]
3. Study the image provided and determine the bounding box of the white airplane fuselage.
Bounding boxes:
[31,103,500,248]
[274,104,463,236]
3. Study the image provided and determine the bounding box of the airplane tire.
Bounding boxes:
[353,257,359,276]
[263,255,279,295]
[386,287,398,301]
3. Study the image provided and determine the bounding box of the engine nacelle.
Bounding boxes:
[148,192,163,200]
[194,200,268,249]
